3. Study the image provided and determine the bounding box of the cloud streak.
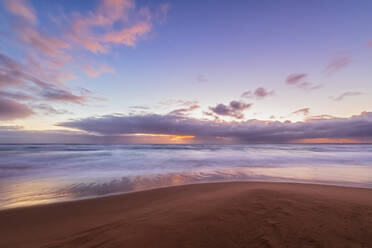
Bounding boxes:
[292,108,310,116]
[285,73,321,90]
[83,64,115,78]
[241,87,274,99]
[3,0,37,25]
[325,56,351,75]
[332,91,363,101]
[168,105,200,116]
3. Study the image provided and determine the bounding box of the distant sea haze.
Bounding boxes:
[1,144,372,209]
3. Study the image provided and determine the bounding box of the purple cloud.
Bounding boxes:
[0,90,35,101]
[325,56,351,75]
[41,87,87,104]
[286,73,307,85]
[285,73,321,90]
[241,87,274,99]
[210,101,252,119]
[332,91,363,101]
[0,97,33,120]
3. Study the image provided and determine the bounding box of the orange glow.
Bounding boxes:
[294,138,372,144]
[129,133,195,143]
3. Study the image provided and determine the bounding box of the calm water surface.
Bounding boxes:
[1,144,372,209]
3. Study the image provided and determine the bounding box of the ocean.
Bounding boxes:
[1,144,372,209]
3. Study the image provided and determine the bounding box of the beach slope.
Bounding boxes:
[1,182,372,248]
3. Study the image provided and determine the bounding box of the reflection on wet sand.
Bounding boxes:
[2,165,372,210]
[0,180,73,209]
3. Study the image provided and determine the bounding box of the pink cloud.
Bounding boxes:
[104,22,152,46]
[3,0,37,25]
[68,0,134,53]
[68,0,163,53]
[84,64,115,78]
[17,26,70,64]
[4,0,70,66]
[325,56,351,75]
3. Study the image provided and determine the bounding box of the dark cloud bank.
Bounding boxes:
[9,111,360,143]
[2,111,372,143]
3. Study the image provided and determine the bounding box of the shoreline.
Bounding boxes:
[1,181,372,247]
[2,179,372,212]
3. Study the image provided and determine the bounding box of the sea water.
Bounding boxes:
[1,144,372,209]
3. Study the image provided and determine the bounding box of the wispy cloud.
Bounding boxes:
[197,74,208,83]
[0,90,35,101]
[241,87,274,99]
[331,91,363,101]
[325,56,351,76]
[292,108,310,115]
[83,64,115,78]
[0,52,91,120]
[68,0,169,53]
[169,105,200,116]
[159,99,199,107]
[32,103,71,115]
[285,73,321,90]
[103,21,152,47]
[129,105,150,110]
[286,73,307,85]
[0,53,88,103]
[3,0,37,25]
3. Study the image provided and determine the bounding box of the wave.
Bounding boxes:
[1,144,372,209]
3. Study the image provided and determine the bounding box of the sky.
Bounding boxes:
[0,0,372,144]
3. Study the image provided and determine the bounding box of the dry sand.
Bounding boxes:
[1,182,372,248]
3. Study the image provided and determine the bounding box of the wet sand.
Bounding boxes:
[1,182,372,248]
